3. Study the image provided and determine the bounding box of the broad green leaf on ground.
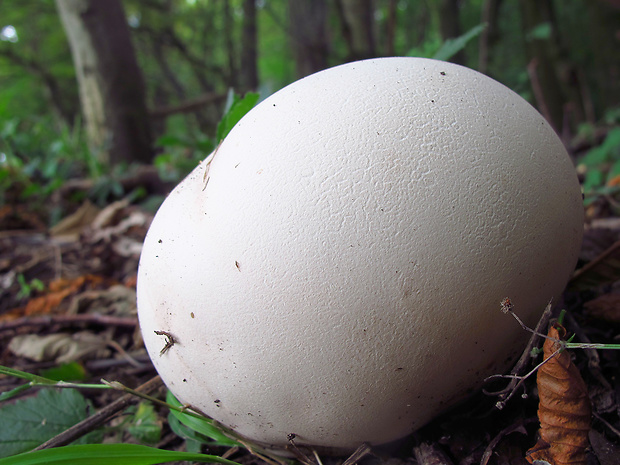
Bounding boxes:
[127,403,162,445]
[40,362,88,382]
[0,443,242,465]
[216,91,260,143]
[167,413,206,453]
[165,390,239,447]
[0,389,102,458]
[432,23,487,62]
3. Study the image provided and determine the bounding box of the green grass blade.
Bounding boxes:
[0,366,56,385]
[0,443,242,465]
[432,23,486,62]
[0,384,31,402]
[165,391,239,446]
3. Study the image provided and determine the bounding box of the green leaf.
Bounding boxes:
[0,389,102,458]
[601,127,620,153]
[0,443,242,465]
[165,391,239,447]
[216,91,259,143]
[127,403,162,445]
[432,23,486,62]
[167,413,208,452]
[154,134,188,148]
[0,384,32,403]
[40,363,87,382]
[0,365,57,385]
[526,22,552,41]
[583,168,604,191]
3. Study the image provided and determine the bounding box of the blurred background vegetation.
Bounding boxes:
[1,0,619,221]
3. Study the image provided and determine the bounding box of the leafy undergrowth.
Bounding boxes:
[1,125,620,465]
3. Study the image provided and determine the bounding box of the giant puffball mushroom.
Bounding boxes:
[137,57,583,453]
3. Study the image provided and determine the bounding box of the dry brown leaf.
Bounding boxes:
[0,274,110,322]
[49,200,101,240]
[526,324,591,465]
[8,331,110,363]
[583,293,620,323]
[569,239,620,291]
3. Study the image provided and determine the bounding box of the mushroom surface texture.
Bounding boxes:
[137,57,584,453]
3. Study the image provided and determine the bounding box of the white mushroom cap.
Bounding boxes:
[137,57,583,452]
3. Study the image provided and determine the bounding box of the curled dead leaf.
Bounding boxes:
[526,323,591,465]
[583,293,620,323]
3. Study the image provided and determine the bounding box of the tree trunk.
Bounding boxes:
[56,0,153,165]
[478,0,503,74]
[336,0,376,61]
[438,0,465,65]
[240,0,258,91]
[384,0,397,56]
[289,0,329,78]
[223,0,238,88]
[519,0,566,133]
[587,1,620,115]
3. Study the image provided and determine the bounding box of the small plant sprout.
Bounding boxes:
[486,299,620,409]
[137,57,584,452]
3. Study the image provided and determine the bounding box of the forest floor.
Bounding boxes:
[0,174,619,465]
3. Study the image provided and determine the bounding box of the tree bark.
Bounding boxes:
[56,0,153,165]
[478,0,503,74]
[336,0,376,61]
[519,0,566,133]
[240,0,258,91]
[384,0,397,56]
[438,0,465,65]
[587,1,620,114]
[223,0,238,88]
[289,0,329,78]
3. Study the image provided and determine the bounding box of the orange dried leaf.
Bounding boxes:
[526,324,591,465]
[584,293,620,323]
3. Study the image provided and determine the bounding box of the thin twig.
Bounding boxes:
[0,314,138,333]
[33,375,163,450]
[483,301,553,407]
[593,411,620,440]
[286,435,317,465]
[341,443,372,465]
[485,347,562,409]
[563,311,613,390]
[479,420,531,465]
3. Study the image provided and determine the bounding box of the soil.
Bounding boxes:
[0,185,618,465]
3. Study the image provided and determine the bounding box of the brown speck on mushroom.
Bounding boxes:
[235,261,241,271]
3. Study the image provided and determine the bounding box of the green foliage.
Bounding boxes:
[526,22,553,41]
[0,389,102,458]
[15,274,44,300]
[165,390,239,447]
[0,443,242,465]
[154,91,259,183]
[216,91,260,143]
[126,403,162,445]
[0,116,100,206]
[153,133,214,182]
[39,363,88,383]
[431,23,487,62]
[579,127,620,200]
